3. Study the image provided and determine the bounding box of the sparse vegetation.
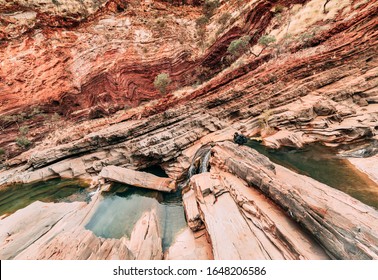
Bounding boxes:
[154,73,171,94]
[258,35,276,47]
[203,0,220,19]
[1,113,25,123]
[16,136,31,148]
[196,16,209,48]
[195,0,221,47]
[299,31,316,47]
[196,16,209,28]
[227,35,251,56]
[274,5,285,14]
[52,0,61,6]
[19,126,29,135]
[259,109,276,136]
[29,106,43,117]
[260,109,271,127]
[218,12,231,25]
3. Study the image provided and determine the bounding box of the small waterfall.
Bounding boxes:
[188,164,198,179]
[199,150,211,173]
[88,186,100,197]
[186,146,211,181]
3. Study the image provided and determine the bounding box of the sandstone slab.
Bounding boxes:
[99,165,176,192]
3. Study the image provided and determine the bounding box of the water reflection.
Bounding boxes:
[85,185,186,251]
[0,178,89,217]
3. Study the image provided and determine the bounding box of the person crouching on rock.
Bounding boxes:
[234,132,248,145]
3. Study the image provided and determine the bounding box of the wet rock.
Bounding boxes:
[339,141,378,158]
[99,165,176,192]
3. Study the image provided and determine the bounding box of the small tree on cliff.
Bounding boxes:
[227,35,251,57]
[154,73,171,94]
[258,35,276,48]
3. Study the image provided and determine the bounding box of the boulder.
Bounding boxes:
[99,165,176,192]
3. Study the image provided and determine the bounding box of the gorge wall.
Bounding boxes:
[0,0,377,260]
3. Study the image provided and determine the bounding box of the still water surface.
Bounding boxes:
[0,178,89,217]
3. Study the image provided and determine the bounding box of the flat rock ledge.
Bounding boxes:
[99,165,176,192]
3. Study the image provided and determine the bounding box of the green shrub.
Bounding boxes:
[299,32,314,41]
[274,5,284,14]
[29,106,43,117]
[0,148,4,156]
[218,12,231,25]
[203,0,220,19]
[19,126,29,135]
[196,16,209,28]
[154,73,171,94]
[258,35,276,47]
[227,35,251,56]
[16,136,31,148]
[1,114,24,123]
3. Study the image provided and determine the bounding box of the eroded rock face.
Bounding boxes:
[1,0,376,160]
